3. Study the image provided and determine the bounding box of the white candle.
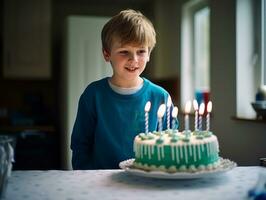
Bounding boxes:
[184,101,191,131]
[193,99,199,131]
[157,104,166,134]
[206,101,212,131]
[198,103,205,131]
[167,96,172,130]
[171,106,178,131]
[144,101,151,134]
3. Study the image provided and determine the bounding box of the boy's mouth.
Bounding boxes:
[125,67,139,72]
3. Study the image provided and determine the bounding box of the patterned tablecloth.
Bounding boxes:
[3,167,265,200]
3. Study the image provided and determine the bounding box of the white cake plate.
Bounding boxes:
[119,158,237,179]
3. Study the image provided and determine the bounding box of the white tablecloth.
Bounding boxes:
[3,167,264,200]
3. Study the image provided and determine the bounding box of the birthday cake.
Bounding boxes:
[133,100,220,173]
[133,130,220,173]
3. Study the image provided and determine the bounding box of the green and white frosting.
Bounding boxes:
[133,130,220,173]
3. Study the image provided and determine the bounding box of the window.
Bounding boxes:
[262,0,266,86]
[236,0,266,119]
[181,0,210,109]
[194,7,210,105]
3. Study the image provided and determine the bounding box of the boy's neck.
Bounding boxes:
[109,76,143,88]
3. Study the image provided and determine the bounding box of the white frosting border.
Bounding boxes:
[133,159,221,173]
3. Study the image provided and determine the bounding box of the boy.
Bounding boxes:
[71,9,174,169]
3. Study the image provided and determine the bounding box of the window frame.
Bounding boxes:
[236,0,265,119]
[262,0,266,85]
[181,0,210,109]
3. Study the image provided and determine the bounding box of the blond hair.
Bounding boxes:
[101,9,156,52]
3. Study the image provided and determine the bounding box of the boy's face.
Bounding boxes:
[103,39,150,87]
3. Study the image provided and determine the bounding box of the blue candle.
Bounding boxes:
[157,104,166,135]
[144,101,151,134]
[198,103,205,131]
[206,101,212,131]
[171,106,178,131]
[166,96,172,130]
[193,100,199,131]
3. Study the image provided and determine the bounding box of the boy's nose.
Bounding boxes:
[129,53,138,61]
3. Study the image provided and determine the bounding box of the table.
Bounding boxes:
[3,167,265,200]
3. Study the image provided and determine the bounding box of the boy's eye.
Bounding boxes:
[119,51,128,55]
[138,50,147,54]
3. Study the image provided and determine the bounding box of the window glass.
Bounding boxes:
[262,0,266,85]
[194,7,210,105]
[181,1,210,110]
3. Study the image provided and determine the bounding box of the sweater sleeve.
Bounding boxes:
[71,91,96,169]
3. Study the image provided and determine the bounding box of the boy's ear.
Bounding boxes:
[103,49,110,61]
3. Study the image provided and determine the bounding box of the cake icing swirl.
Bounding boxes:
[133,130,220,173]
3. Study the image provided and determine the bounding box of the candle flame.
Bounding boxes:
[185,101,192,114]
[144,101,151,112]
[172,106,178,118]
[207,101,212,113]
[157,104,166,118]
[199,103,205,115]
[167,96,172,107]
[193,99,198,110]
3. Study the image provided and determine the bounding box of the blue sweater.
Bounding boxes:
[71,77,173,169]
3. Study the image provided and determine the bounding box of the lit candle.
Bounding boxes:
[184,101,192,132]
[157,104,166,135]
[167,96,172,130]
[198,103,205,131]
[193,99,199,131]
[144,101,151,134]
[171,106,178,131]
[206,101,212,131]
